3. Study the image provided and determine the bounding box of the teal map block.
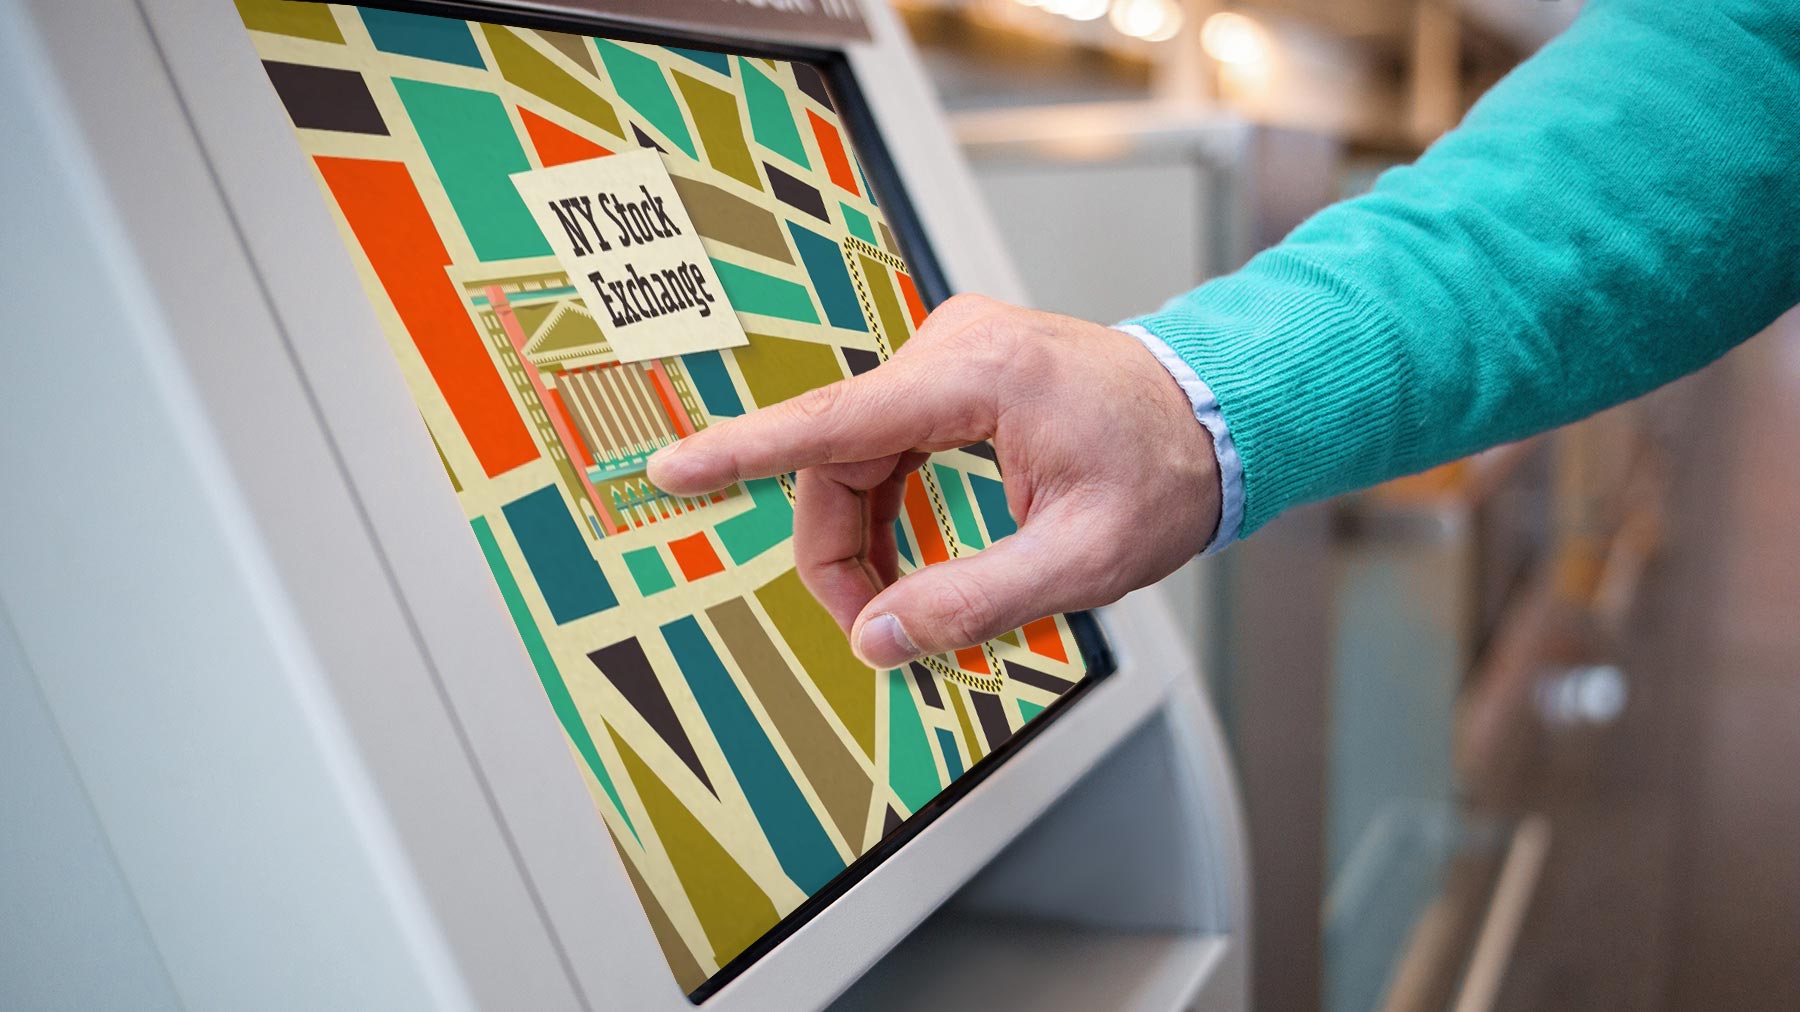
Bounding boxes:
[786,222,866,332]
[933,463,986,549]
[501,485,617,622]
[935,728,965,780]
[713,259,821,324]
[667,46,730,76]
[738,57,809,168]
[624,546,676,596]
[841,203,876,245]
[393,78,550,261]
[682,350,745,417]
[362,9,485,68]
[596,40,698,159]
[662,616,843,892]
[715,478,794,564]
[887,668,942,811]
[968,472,1018,540]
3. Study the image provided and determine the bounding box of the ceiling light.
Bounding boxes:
[1110,0,1183,40]
[1059,0,1112,21]
[1201,11,1270,67]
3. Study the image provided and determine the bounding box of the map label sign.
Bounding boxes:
[513,150,749,363]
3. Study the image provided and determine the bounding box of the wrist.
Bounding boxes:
[1113,323,1244,555]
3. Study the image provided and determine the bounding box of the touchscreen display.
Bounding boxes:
[238,1,1099,993]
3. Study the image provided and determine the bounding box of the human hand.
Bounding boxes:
[647,294,1221,668]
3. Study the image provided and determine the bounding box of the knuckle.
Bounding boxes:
[791,383,854,439]
[779,383,851,462]
[939,292,993,317]
[789,381,847,423]
[915,292,998,345]
[933,314,1028,389]
[933,576,1003,645]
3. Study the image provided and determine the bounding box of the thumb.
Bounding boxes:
[848,523,1095,668]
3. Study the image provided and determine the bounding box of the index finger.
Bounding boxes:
[646,353,989,496]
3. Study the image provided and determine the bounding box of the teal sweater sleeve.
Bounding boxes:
[1127,0,1800,538]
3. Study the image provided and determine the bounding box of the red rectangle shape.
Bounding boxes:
[896,271,928,329]
[954,646,989,673]
[807,110,859,196]
[1023,616,1069,664]
[315,156,538,477]
[669,531,726,580]
[903,472,950,566]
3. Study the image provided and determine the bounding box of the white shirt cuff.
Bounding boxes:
[1114,323,1245,555]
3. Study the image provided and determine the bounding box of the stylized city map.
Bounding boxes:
[237,0,1093,989]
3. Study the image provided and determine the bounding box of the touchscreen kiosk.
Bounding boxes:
[1,1,1248,1009]
[235,3,1102,993]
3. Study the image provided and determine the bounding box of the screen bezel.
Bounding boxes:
[294,2,1116,1000]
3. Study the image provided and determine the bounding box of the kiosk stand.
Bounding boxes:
[0,1,1248,1008]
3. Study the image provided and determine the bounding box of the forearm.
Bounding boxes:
[1130,0,1800,538]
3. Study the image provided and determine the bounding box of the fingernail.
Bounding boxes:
[857,614,920,668]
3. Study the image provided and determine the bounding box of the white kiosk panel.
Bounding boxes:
[0,1,1248,1008]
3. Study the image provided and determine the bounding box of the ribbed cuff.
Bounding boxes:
[1124,249,1417,537]
[1114,324,1244,555]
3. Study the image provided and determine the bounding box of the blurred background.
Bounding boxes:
[890,1,1800,1009]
